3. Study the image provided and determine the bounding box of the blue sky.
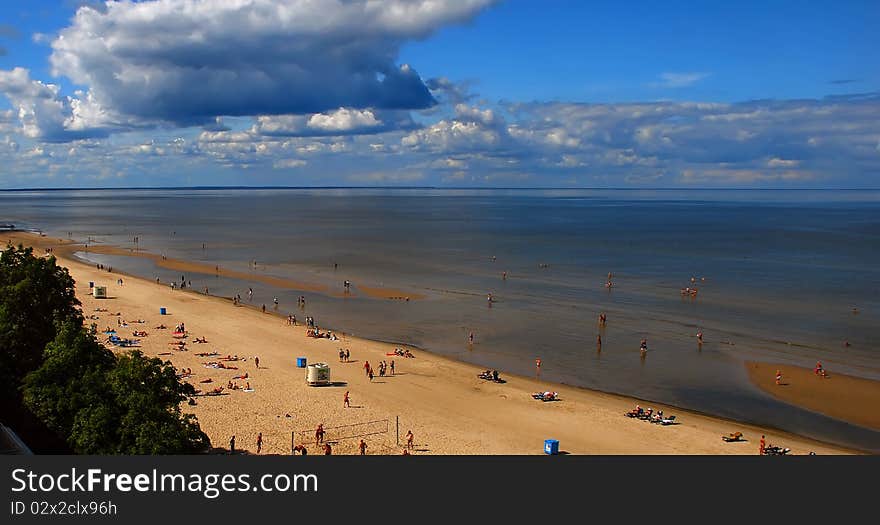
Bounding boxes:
[0,0,878,188]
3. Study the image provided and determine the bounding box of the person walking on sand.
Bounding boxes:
[256,433,263,454]
[229,435,236,454]
[315,424,325,445]
[759,435,766,455]
[775,370,782,385]
[262,304,266,313]
[368,367,374,382]
[364,360,370,376]
[343,391,350,408]
[406,430,414,450]
[390,360,395,375]
[345,349,350,362]
[359,439,367,455]
[254,356,260,369]
[323,443,332,455]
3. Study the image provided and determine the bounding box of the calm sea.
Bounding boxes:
[3,188,878,451]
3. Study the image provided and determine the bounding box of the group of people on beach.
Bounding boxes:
[391,348,415,358]
[338,348,351,362]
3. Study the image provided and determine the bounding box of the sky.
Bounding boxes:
[0,0,878,188]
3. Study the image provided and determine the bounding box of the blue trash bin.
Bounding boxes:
[160,307,167,315]
[296,357,307,368]
[544,439,559,455]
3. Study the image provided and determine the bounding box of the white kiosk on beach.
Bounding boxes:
[93,285,108,299]
[306,363,331,386]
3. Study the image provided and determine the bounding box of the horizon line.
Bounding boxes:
[1,186,879,192]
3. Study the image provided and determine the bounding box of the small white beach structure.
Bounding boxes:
[93,285,108,299]
[306,362,331,386]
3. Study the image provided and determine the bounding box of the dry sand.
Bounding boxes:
[6,232,863,455]
[746,361,880,432]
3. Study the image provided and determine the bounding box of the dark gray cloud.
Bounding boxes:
[426,77,479,105]
[46,0,495,126]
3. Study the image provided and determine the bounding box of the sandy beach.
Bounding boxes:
[746,361,880,432]
[6,231,865,455]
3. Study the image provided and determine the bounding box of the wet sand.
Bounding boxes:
[5,232,863,455]
[746,361,880,432]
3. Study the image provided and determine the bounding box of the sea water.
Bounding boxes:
[2,188,878,451]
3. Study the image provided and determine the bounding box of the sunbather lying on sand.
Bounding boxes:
[532,391,558,401]
[154,324,167,329]
[203,362,238,370]
[193,337,208,343]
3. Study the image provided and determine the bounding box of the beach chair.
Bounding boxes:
[722,432,744,442]
[659,415,677,425]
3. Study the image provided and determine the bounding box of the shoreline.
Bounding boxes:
[60,241,426,301]
[746,361,880,432]
[5,231,868,454]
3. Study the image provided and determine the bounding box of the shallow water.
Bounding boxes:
[3,188,878,451]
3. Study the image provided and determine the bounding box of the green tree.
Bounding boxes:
[24,336,210,454]
[0,244,81,397]
[98,350,210,454]
[21,321,115,439]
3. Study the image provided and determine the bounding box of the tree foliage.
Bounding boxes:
[5,243,210,454]
[0,243,81,397]
[21,321,115,439]
[23,327,210,454]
